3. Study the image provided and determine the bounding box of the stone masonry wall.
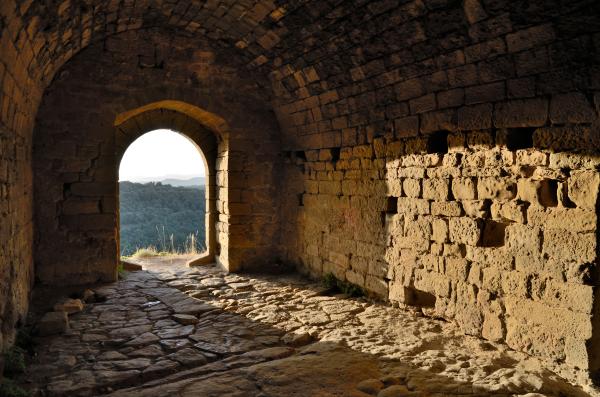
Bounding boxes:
[273,0,600,378]
[33,28,282,285]
[0,1,45,352]
[282,123,600,372]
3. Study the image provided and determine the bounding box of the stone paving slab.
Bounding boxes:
[17,258,598,396]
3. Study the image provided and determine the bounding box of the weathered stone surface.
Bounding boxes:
[54,299,84,314]
[173,314,199,325]
[38,312,69,336]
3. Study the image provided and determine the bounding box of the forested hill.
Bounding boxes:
[119,181,206,256]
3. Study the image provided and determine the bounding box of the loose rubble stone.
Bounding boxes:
[54,299,85,314]
[38,312,69,336]
[172,314,199,325]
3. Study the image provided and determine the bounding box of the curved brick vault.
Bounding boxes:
[2,0,600,387]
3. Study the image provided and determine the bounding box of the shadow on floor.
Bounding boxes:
[17,260,594,397]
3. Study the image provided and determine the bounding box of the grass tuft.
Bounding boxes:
[131,246,162,258]
[117,262,126,279]
[322,273,364,297]
[0,379,30,397]
[3,346,25,376]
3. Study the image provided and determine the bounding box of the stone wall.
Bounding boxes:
[281,124,600,370]
[273,0,600,378]
[33,28,283,285]
[0,1,44,352]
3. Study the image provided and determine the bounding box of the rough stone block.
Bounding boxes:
[452,178,476,200]
[506,24,555,53]
[543,230,596,263]
[515,149,548,166]
[414,269,450,298]
[432,219,448,242]
[505,297,591,360]
[449,218,481,246]
[410,94,437,114]
[477,177,516,200]
[396,197,430,215]
[501,271,529,298]
[431,201,462,217]
[568,170,599,210]
[490,201,526,223]
[506,224,541,256]
[445,258,470,281]
[462,200,489,218]
[534,126,598,151]
[457,104,493,130]
[422,178,449,200]
[549,93,596,124]
[394,116,419,138]
[528,206,595,232]
[365,275,388,299]
[516,178,558,207]
[494,98,548,128]
[53,299,84,314]
[38,312,69,336]
[463,0,487,24]
[482,309,504,342]
[402,178,421,198]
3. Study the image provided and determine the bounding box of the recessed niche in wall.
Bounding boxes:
[331,147,340,163]
[427,130,449,154]
[385,196,398,214]
[506,127,535,150]
[539,179,559,207]
[480,220,507,247]
[295,151,307,161]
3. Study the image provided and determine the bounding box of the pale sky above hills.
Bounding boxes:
[119,129,206,182]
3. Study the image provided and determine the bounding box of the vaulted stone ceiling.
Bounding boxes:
[8,0,597,91]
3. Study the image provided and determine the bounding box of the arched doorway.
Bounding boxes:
[114,101,227,271]
[118,129,208,259]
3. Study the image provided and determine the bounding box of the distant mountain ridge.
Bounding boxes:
[123,175,205,187]
[160,177,205,187]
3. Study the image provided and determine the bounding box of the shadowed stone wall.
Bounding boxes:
[33,29,282,285]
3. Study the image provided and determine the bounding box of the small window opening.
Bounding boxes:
[295,151,307,161]
[427,130,449,154]
[480,220,507,248]
[331,147,341,163]
[403,287,436,308]
[385,196,398,214]
[560,182,577,208]
[539,179,558,207]
[506,127,535,150]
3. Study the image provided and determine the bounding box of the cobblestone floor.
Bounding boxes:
[19,256,597,396]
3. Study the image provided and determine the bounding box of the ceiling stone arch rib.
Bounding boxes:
[114,99,230,141]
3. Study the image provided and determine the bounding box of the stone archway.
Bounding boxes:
[113,101,227,268]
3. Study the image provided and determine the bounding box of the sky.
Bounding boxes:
[119,129,206,182]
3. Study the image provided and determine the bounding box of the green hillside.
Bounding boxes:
[119,181,206,256]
